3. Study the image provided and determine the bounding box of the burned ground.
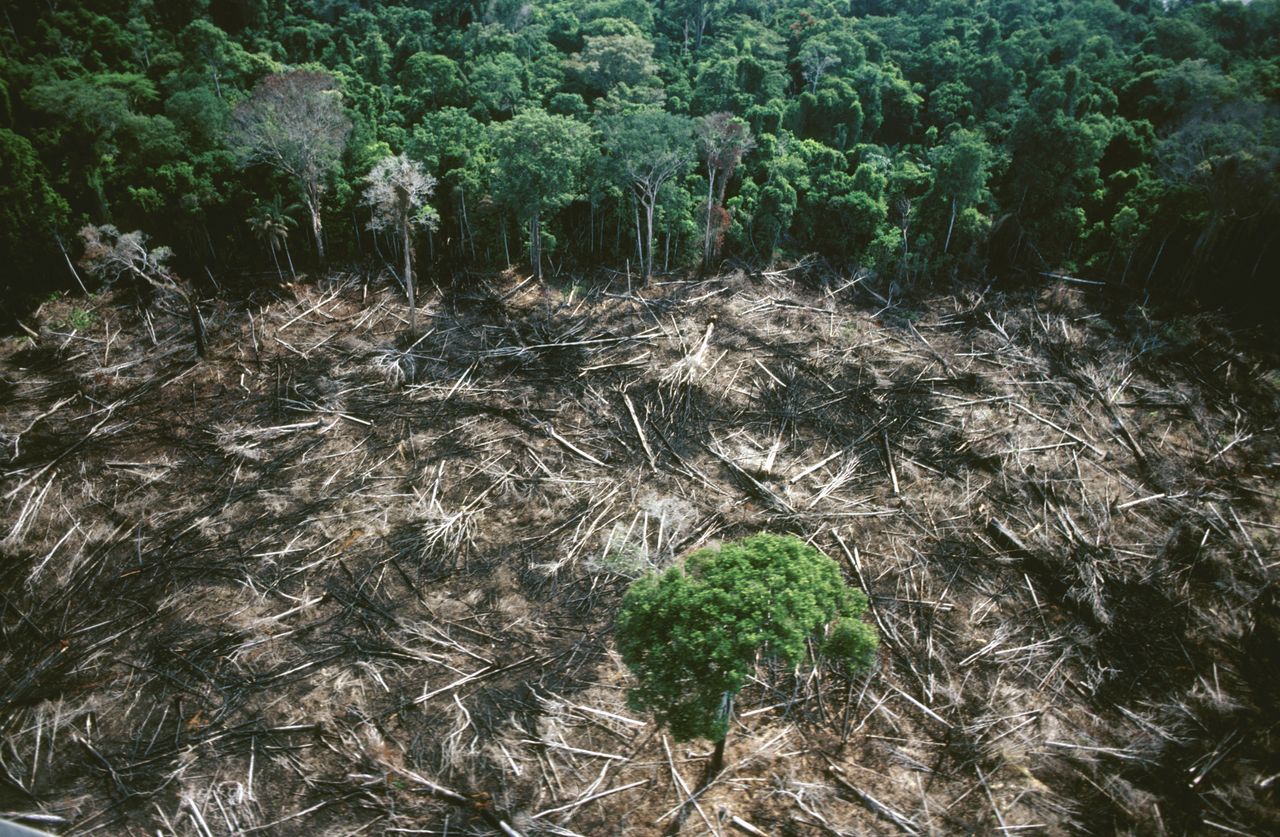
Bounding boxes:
[1,268,1277,836]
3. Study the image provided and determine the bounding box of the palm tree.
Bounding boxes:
[247,199,298,280]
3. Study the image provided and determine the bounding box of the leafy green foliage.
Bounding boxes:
[491,109,592,276]
[616,533,877,742]
[491,110,592,226]
[826,616,879,671]
[0,128,67,282]
[0,0,1275,315]
[246,198,298,279]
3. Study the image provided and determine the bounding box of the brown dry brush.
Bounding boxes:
[0,268,1276,835]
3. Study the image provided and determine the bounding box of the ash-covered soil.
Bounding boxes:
[1,269,1277,836]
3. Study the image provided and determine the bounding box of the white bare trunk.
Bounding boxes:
[644,197,656,280]
[403,216,416,331]
[308,195,325,262]
[944,197,957,254]
[703,164,716,270]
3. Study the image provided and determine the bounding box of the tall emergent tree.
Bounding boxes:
[492,110,592,281]
[603,110,695,280]
[230,71,351,263]
[675,0,724,52]
[363,154,438,331]
[616,533,878,769]
[697,112,754,269]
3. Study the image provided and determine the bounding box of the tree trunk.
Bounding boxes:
[530,213,542,281]
[712,161,734,265]
[633,200,643,271]
[403,216,416,332]
[269,242,283,280]
[716,163,731,206]
[900,208,911,257]
[56,233,89,294]
[694,5,708,52]
[703,164,716,272]
[283,239,297,280]
[1120,247,1134,286]
[460,187,476,261]
[307,193,326,263]
[187,296,207,359]
[1144,234,1169,290]
[944,197,957,254]
[711,690,733,772]
[644,196,656,281]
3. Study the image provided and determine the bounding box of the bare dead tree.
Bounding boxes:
[363,154,438,332]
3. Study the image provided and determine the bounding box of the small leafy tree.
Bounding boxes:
[616,533,877,769]
[246,200,297,280]
[363,154,438,332]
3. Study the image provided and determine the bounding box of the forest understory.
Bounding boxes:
[1,267,1277,836]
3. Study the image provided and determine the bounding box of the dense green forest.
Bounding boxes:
[2,0,1277,322]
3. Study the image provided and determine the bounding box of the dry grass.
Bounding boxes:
[1,267,1276,835]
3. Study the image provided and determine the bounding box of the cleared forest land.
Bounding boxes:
[2,269,1277,836]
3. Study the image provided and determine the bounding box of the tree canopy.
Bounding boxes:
[615,533,878,749]
[491,109,592,279]
[601,109,695,279]
[1,0,1277,324]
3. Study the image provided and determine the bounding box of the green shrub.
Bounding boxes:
[66,307,95,331]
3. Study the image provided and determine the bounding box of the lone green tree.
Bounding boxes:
[616,533,878,769]
[246,200,297,281]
